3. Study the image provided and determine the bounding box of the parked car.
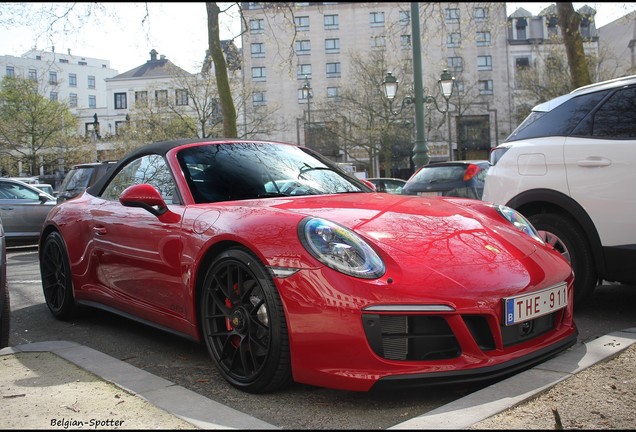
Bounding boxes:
[366,177,407,194]
[483,75,636,305]
[0,178,56,245]
[56,161,117,204]
[402,160,490,199]
[39,138,577,394]
[0,217,9,348]
[31,183,55,196]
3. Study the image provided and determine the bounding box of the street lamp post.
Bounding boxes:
[302,75,312,147]
[382,69,455,162]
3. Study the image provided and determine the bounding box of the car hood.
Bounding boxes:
[266,193,538,267]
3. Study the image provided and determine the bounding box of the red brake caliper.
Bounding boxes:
[224,282,242,348]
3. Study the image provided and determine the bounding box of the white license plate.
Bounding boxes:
[503,283,568,326]
[417,191,441,197]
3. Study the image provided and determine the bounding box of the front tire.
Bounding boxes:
[40,231,77,320]
[528,212,597,305]
[200,247,292,393]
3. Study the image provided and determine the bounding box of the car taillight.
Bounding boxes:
[489,146,509,166]
[463,164,480,181]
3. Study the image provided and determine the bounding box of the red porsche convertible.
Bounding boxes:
[39,138,577,393]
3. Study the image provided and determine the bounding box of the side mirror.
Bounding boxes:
[119,184,180,223]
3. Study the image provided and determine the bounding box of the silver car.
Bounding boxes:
[0,178,56,245]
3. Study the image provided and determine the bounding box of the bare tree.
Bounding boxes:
[557,2,591,88]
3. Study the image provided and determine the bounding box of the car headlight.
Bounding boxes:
[299,217,385,279]
[494,204,544,244]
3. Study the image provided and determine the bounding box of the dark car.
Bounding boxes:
[0,217,9,348]
[0,178,57,246]
[57,161,117,204]
[402,160,490,199]
[366,177,407,194]
[39,138,576,394]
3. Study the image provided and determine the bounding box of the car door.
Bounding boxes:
[0,181,54,239]
[564,85,636,248]
[88,154,187,325]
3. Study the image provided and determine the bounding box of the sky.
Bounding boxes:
[0,3,635,75]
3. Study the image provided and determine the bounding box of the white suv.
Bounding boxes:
[483,75,636,305]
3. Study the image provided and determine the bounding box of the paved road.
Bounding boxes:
[7,245,636,429]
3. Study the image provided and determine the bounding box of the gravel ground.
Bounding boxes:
[469,343,636,430]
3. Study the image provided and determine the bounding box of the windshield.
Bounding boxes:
[177,142,371,203]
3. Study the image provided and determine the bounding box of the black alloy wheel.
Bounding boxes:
[200,247,292,393]
[40,231,77,320]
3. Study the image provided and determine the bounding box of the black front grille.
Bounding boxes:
[362,314,460,361]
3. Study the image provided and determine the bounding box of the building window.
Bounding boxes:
[88,95,96,108]
[325,38,340,54]
[515,57,531,70]
[371,35,386,48]
[455,81,465,94]
[69,93,77,108]
[49,71,58,85]
[251,42,265,58]
[515,18,528,40]
[447,56,463,72]
[400,35,411,48]
[477,55,492,71]
[49,91,58,101]
[370,11,385,27]
[324,14,339,29]
[478,80,493,95]
[252,66,266,80]
[327,87,340,99]
[176,89,188,106]
[88,75,95,89]
[295,16,309,31]
[5,66,14,77]
[296,40,311,55]
[476,31,491,46]
[445,8,460,23]
[114,92,127,109]
[547,15,559,37]
[155,90,168,106]
[135,91,148,107]
[297,64,312,79]
[447,32,461,48]
[252,91,266,106]
[474,7,488,20]
[249,19,264,34]
[326,62,341,78]
[399,10,410,25]
[69,73,77,87]
[59,58,69,64]
[78,61,87,66]
[28,69,37,80]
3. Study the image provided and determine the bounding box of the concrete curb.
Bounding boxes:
[388,328,636,429]
[0,341,279,430]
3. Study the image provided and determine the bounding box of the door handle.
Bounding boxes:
[577,157,611,167]
[93,226,107,235]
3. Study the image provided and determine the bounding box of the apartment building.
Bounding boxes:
[0,48,119,138]
[241,2,602,175]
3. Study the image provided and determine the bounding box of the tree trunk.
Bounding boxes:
[557,2,591,88]
[206,2,237,137]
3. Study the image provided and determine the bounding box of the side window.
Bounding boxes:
[591,87,636,138]
[0,183,40,200]
[101,155,177,204]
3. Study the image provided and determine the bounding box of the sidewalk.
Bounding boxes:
[1,328,635,430]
